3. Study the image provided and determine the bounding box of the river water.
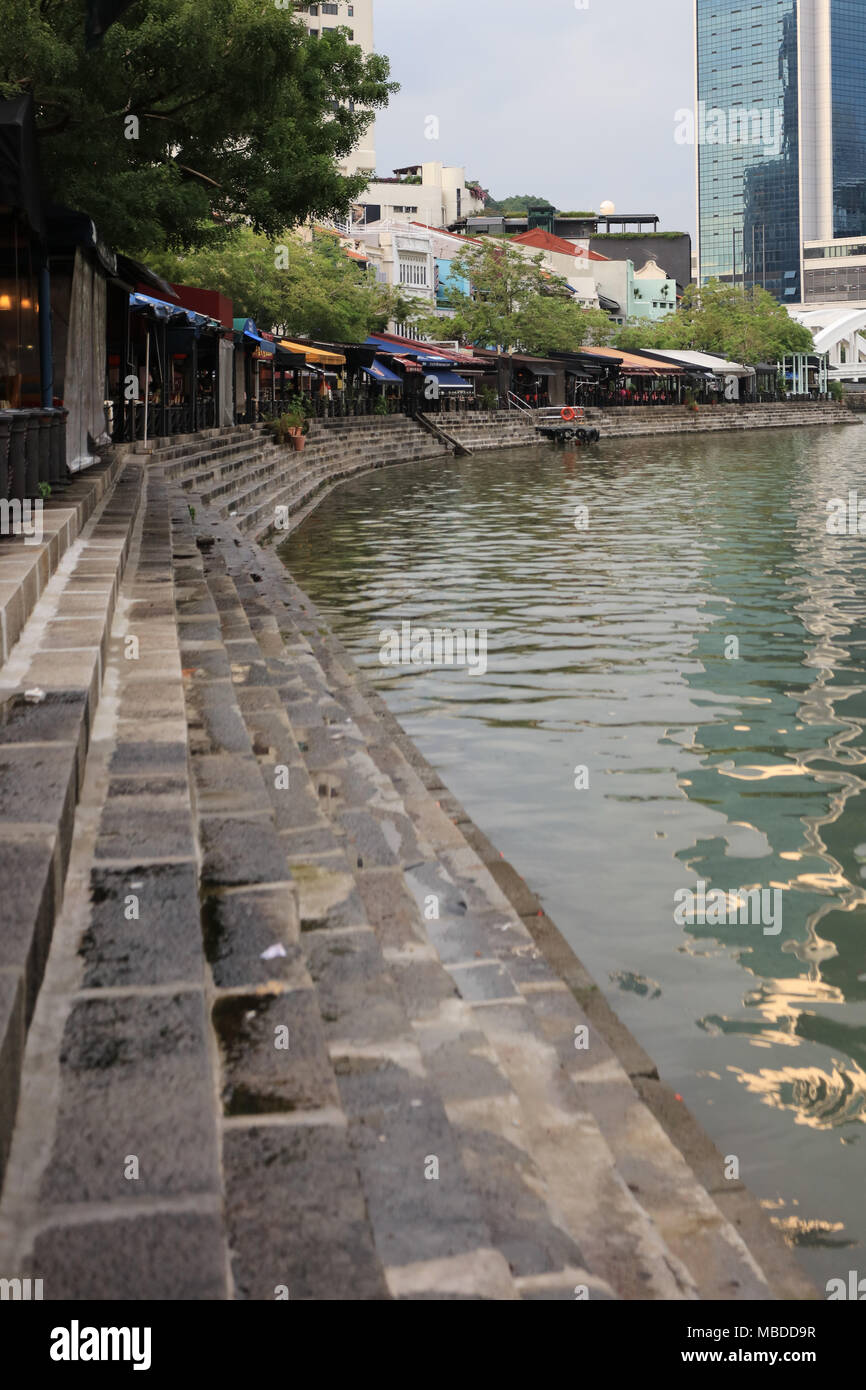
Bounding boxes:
[282,426,866,1289]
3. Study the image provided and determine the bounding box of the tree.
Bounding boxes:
[409,240,609,353]
[1,0,397,254]
[148,226,412,341]
[614,281,814,363]
[484,193,557,215]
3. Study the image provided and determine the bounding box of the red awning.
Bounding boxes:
[392,355,423,373]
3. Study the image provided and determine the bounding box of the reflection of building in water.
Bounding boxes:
[672,436,866,1128]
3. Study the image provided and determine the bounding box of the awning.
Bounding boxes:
[364,361,403,384]
[233,318,276,354]
[131,292,220,331]
[280,339,346,366]
[525,365,557,378]
[274,343,307,368]
[392,355,423,374]
[430,370,473,391]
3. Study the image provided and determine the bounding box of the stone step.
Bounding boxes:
[184,527,524,1299]
[0,456,124,667]
[0,463,234,1298]
[0,459,143,1187]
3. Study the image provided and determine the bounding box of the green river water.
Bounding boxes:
[282,424,866,1289]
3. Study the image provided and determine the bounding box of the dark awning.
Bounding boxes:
[0,94,47,241]
[431,370,473,391]
[275,344,307,368]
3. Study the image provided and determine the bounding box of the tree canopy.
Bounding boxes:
[148,226,411,342]
[409,240,611,354]
[613,281,814,363]
[2,0,396,254]
[483,193,557,216]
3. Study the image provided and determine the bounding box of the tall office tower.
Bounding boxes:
[299,0,376,177]
[695,0,866,305]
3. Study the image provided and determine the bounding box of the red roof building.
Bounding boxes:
[511,228,608,262]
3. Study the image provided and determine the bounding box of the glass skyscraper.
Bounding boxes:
[696,0,866,305]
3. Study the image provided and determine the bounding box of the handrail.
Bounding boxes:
[506,391,534,415]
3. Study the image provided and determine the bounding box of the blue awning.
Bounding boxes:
[428,369,473,390]
[364,361,403,384]
[232,317,276,354]
[130,292,218,330]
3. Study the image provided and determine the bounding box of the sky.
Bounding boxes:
[374,0,697,238]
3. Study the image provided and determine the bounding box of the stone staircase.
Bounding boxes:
[583,401,859,437]
[428,410,539,453]
[141,417,451,543]
[0,457,141,1184]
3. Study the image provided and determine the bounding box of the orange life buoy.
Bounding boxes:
[561,407,576,421]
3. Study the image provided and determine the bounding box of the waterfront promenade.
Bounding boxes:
[0,413,836,1299]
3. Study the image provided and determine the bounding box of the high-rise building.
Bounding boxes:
[298,0,376,177]
[695,0,866,306]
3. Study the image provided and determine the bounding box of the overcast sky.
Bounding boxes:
[374,0,697,238]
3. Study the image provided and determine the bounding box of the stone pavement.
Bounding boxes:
[0,436,818,1299]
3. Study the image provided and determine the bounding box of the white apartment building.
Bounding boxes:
[352,163,485,231]
[352,219,436,316]
[297,0,376,177]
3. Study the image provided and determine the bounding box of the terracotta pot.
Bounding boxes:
[291,433,305,451]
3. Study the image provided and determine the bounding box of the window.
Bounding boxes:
[399,255,429,287]
[322,3,339,12]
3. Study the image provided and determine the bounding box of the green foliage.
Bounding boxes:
[408,240,611,354]
[830,379,844,401]
[483,193,557,216]
[612,281,814,364]
[146,226,410,341]
[594,232,688,240]
[2,0,397,254]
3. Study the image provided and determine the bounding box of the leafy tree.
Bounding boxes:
[2,0,396,254]
[409,239,610,354]
[613,281,813,362]
[148,226,411,341]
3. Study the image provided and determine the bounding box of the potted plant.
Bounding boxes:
[283,404,306,450]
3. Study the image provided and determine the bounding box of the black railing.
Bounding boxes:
[110,396,218,442]
[0,407,69,508]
